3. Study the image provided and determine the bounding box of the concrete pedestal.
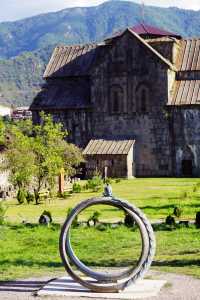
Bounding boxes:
[37,276,166,299]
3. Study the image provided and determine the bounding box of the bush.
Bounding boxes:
[96,224,108,231]
[195,211,200,228]
[26,192,35,204]
[17,188,27,204]
[193,182,200,193]
[165,215,176,226]
[72,183,82,193]
[0,200,7,225]
[87,176,103,192]
[124,213,135,227]
[115,178,121,183]
[39,210,52,225]
[87,211,101,227]
[173,206,182,218]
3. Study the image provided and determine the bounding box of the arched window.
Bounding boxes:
[141,89,147,113]
[113,90,119,113]
[136,83,149,113]
[110,85,124,114]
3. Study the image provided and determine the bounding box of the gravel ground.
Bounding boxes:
[0,271,200,300]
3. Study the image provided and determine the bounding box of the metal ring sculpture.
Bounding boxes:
[59,197,156,293]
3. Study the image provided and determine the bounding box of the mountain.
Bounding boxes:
[0,0,200,106]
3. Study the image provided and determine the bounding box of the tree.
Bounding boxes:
[32,113,84,197]
[2,123,35,190]
[2,112,83,204]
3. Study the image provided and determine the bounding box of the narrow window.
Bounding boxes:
[141,89,147,113]
[113,91,119,113]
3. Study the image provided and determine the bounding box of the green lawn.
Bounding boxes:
[0,224,200,281]
[1,178,200,281]
[5,178,200,223]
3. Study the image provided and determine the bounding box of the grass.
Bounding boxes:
[5,178,200,223]
[0,223,200,281]
[1,178,200,281]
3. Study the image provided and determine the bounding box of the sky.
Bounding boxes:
[0,0,199,23]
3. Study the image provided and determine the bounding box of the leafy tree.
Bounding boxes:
[2,113,83,204]
[32,112,84,196]
[2,123,35,190]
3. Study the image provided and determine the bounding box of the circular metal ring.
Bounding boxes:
[65,204,149,282]
[59,197,155,293]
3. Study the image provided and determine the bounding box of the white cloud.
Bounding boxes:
[0,0,199,23]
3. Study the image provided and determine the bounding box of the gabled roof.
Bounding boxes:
[105,23,181,41]
[44,28,176,79]
[83,139,135,155]
[130,23,181,39]
[126,28,176,71]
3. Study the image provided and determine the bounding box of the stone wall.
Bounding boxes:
[90,31,173,176]
[170,108,200,176]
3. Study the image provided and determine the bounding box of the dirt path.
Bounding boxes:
[0,271,200,300]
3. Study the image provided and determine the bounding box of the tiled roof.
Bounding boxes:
[170,80,200,106]
[30,79,91,110]
[130,24,181,39]
[105,23,181,41]
[169,38,200,106]
[83,139,135,155]
[176,39,200,71]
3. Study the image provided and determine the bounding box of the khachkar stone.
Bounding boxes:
[59,189,156,293]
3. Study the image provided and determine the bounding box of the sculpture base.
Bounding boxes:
[37,276,166,299]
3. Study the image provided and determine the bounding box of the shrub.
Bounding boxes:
[39,210,52,225]
[193,182,200,193]
[115,178,121,183]
[165,215,175,226]
[26,192,35,204]
[124,213,135,227]
[72,183,82,193]
[17,188,27,204]
[87,211,101,227]
[173,206,182,218]
[87,176,103,192]
[0,200,7,225]
[96,224,107,231]
[195,211,200,228]
[67,207,78,228]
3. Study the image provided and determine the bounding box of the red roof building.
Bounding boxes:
[106,23,182,41]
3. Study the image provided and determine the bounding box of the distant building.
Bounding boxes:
[31,23,200,178]
[12,106,32,120]
[0,145,10,196]
[0,105,11,117]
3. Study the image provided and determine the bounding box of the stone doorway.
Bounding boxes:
[182,159,193,177]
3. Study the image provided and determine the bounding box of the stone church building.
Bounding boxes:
[30,23,200,178]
